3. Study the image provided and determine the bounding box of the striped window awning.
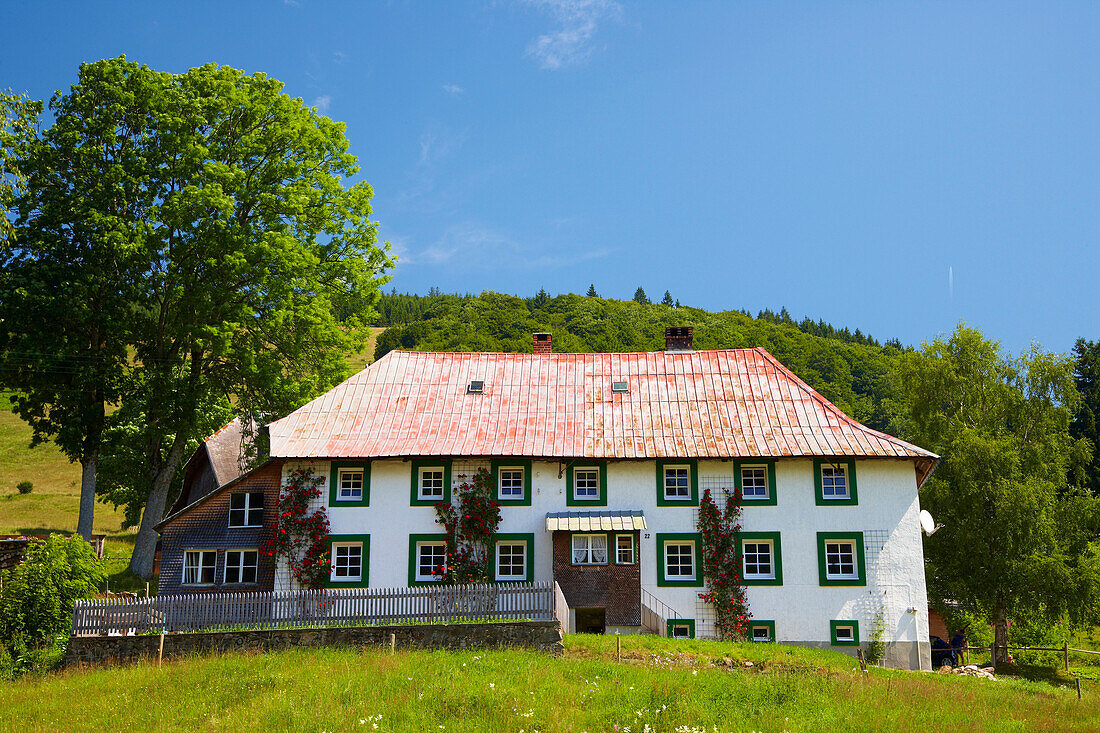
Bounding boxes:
[545,510,646,532]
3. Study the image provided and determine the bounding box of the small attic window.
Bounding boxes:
[467,380,485,394]
[611,381,629,393]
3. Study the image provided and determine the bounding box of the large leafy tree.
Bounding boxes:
[1,58,393,574]
[1070,338,1100,494]
[898,325,1100,663]
[0,69,161,539]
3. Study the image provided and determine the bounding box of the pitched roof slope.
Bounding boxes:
[268,348,936,468]
[203,417,248,486]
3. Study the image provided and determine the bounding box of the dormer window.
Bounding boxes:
[611,381,629,393]
[467,380,484,394]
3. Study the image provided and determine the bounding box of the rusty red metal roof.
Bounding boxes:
[268,348,936,472]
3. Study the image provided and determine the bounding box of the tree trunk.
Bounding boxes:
[994,616,1010,666]
[76,380,105,542]
[76,449,97,541]
[129,436,189,579]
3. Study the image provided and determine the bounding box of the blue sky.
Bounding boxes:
[2,1,1097,354]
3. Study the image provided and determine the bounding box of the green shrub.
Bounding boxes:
[0,534,104,676]
[16,481,32,494]
[865,607,886,665]
[1008,616,1070,668]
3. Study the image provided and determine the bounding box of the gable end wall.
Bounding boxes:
[158,460,283,595]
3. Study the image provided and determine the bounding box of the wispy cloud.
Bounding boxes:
[386,235,413,265]
[416,123,465,168]
[412,222,611,270]
[523,0,621,70]
[312,95,332,114]
[333,51,347,64]
[443,84,465,95]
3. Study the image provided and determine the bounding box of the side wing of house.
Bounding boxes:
[157,459,283,595]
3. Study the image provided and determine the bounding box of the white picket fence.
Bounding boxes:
[72,581,555,636]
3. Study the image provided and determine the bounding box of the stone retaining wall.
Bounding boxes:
[64,620,563,668]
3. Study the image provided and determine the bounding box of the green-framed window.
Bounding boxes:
[326,534,370,588]
[830,619,860,646]
[667,619,696,639]
[748,619,776,642]
[329,461,370,507]
[408,533,448,586]
[656,532,704,587]
[734,459,776,506]
[817,531,866,586]
[814,458,858,506]
[491,459,532,506]
[494,533,534,582]
[656,459,698,506]
[566,462,607,507]
[737,531,783,585]
[410,459,451,506]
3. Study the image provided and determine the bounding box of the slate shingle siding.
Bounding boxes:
[552,531,640,626]
[174,453,218,514]
[158,460,283,596]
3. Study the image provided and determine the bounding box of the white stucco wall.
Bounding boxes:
[276,456,929,652]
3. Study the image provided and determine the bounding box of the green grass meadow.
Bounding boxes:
[2,634,1098,732]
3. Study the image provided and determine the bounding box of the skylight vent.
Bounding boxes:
[467,380,485,394]
[611,381,629,393]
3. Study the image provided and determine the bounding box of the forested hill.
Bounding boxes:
[373,291,909,435]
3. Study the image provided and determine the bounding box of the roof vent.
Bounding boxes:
[467,380,485,394]
[664,326,694,353]
[611,381,629,393]
[533,332,552,355]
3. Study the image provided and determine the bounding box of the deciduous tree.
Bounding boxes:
[898,325,1100,663]
[0,69,159,539]
[1,58,394,575]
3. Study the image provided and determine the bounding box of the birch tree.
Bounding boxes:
[898,325,1100,664]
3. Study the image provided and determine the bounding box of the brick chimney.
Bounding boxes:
[664,326,693,353]
[533,332,552,355]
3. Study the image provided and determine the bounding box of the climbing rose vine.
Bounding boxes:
[433,467,502,583]
[697,486,751,639]
[262,468,331,589]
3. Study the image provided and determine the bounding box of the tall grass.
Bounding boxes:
[0,635,1095,732]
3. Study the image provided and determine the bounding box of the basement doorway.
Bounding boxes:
[575,608,606,634]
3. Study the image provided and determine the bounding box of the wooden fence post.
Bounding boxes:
[616,633,621,663]
[390,632,395,655]
[157,633,164,668]
[1065,641,1070,671]
[990,643,996,670]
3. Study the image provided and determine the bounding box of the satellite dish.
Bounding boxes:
[919,509,943,536]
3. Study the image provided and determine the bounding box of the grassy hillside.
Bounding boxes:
[1,635,1094,731]
[0,404,127,537]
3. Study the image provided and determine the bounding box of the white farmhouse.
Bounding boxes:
[260,329,938,670]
